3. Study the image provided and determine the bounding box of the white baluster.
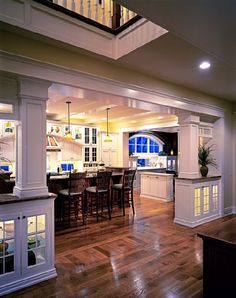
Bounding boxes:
[62,0,67,9]
[131,11,136,18]
[94,0,98,21]
[101,0,105,25]
[125,8,129,23]
[108,0,112,28]
[120,6,124,26]
[71,0,75,12]
[80,0,83,15]
[87,0,91,18]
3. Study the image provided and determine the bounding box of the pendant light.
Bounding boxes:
[104,107,112,142]
[65,101,73,141]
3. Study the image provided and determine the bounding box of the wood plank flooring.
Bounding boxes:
[5,192,235,298]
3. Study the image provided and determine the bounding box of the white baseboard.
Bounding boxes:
[0,268,57,296]
[224,206,236,215]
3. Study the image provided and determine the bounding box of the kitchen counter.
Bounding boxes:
[0,193,57,205]
[140,172,174,201]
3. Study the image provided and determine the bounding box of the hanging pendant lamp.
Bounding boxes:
[65,101,73,141]
[104,107,112,142]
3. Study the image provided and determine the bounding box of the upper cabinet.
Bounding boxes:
[84,127,97,145]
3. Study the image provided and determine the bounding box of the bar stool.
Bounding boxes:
[85,171,112,222]
[111,168,136,216]
[58,172,86,227]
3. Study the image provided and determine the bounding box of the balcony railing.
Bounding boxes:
[34,0,141,34]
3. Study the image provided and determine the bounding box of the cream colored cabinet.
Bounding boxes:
[0,197,56,296]
[101,133,119,167]
[140,172,174,201]
[61,140,82,161]
[102,149,118,167]
[0,135,15,162]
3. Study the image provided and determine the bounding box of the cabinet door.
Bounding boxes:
[157,176,167,199]
[84,127,90,144]
[0,213,21,285]
[91,128,97,145]
[141,175,150,196]
[21,208,51,276]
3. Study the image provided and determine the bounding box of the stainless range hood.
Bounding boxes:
[46,134,61,152]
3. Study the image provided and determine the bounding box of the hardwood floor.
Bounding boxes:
[5,192,235,298]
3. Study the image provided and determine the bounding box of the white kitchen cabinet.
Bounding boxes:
[61,140,82,161]
[102,149,118,167]
[84,127,97,145]
[140,172,174,201]
[0,135,16,162]
[0,195,57,296]
[100,133,119,166]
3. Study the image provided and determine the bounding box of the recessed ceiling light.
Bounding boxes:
[199,61,211,70]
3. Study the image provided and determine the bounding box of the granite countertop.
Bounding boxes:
[0,193,57,205]
[140,171,174,176]
[175,175,221,183]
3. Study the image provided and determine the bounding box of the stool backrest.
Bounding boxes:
[96,171,112,191]
[122,169,136,189]
[68,172,86,194]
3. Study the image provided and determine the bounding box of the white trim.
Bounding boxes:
[224,206,236,215]
[174,214,221,228]
[0,268,57,296]
[0,51,224,118]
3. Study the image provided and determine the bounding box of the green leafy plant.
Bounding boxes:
[198,144,217,168]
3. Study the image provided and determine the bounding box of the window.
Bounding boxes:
[129,134,162,155]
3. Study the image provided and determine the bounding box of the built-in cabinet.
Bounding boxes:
[140,172,174,201]
[83,127,98,168]
[0,196,57,296]
[101,133,119,167]
[174,176,221,227]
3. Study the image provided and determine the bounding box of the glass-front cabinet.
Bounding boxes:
[0,197,56,296]
[84,127,97,145]
[83,127,98,169]
[0,214,20,284]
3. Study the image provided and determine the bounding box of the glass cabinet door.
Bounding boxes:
[0,214,20,284]
[92,128,97,144]
[0,219,15,275]
[26,214,46,267]
[84,127,90,144]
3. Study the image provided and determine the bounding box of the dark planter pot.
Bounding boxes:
[200,166,208,177]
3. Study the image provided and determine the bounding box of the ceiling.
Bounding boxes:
[116,0,236,102]
[47,0,235,129]
[47,84,177,132]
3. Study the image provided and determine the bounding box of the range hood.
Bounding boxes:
[46,134,61,152]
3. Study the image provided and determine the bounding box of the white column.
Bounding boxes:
[178,113,200,178]
[13,78,51,198]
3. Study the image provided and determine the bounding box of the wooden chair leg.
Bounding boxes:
[122,191,125,216]
[131,190,135,214]
[96,194,99,222]
[107,192,111,220]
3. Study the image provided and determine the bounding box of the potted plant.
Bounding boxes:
[198,143,217,177]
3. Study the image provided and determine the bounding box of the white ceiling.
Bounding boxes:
[47,0,235,129]
[47,84,177,131]
[116,0,236,101]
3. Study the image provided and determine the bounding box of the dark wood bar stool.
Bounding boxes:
[111,168,136,216]
[58,172,86,227]
[85,171,112,222]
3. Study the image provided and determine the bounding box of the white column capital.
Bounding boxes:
[178,112,200,125]
[17,77,51,100]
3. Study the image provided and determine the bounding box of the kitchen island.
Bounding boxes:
[140,172,174,201]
